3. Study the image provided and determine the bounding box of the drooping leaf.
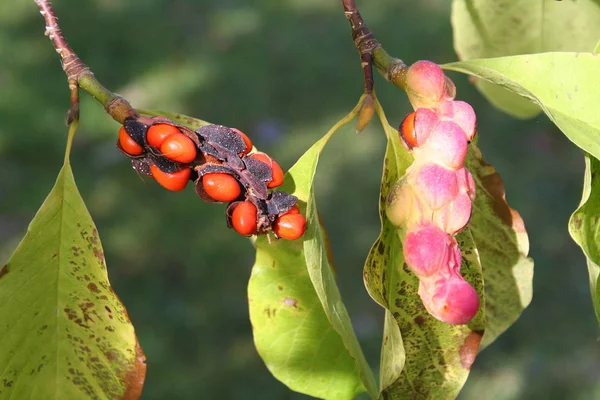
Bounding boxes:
[248,97,378,400]
[465,143,533,348]
[451,0,600,118]
[137,109,211,129]
[443,53,600,161]
[0,122,146,400]
[363,101,486,399]
[569,155,600,325]
[470,80,540,119]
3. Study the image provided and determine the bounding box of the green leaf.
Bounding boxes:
[451,0,600,118]
[465,143,534,348]
[471,80,541,120]
[137,109,211,129]
[0,122,145,399]
[594,39,600,54]
[363,101,486,399]
[443,53,600,161]
[569,154,600,325]
[248,97,378,400]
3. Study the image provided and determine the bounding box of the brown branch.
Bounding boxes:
[35,0,89,80]
[341,0,408,91]
[34,0,138,124]
[342,0,378,94]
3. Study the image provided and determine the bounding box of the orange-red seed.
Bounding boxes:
[202,173,241,202]
[231,201,258,236]
[150,164,191,191]
[118,126,144,156]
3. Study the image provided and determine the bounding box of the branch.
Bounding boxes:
[341,0,408,91]
[34,0,138,124]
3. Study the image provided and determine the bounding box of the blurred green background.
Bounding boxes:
[1,0,598,399]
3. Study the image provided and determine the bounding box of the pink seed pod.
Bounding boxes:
[406,60,448,109]
[418,275,480,325]
[442,77,457,101]
[410,163,459,211]
[456,167,476,201]
[386,177,416,227]
[417,121,468,170]
[449,101,476,141]
[403,223,452,277]
[412,108,439,147]
[434,192,472,235]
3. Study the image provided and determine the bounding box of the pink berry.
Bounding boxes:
[434,192,473,235]
[450,101,477,141]
[411,107,439,148]
[417,121,468,170]
[442,77,457,101]
[403,224,451,277]
[386,177,421,227]
[419,275,479,325]
[406,61,447,109]
[456,167,476,200]
[410,163,459,211]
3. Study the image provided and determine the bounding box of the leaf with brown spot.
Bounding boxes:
[0,121,145,399]
[249,96,377,400]
[569,154,600,325]
[465,143,533,349]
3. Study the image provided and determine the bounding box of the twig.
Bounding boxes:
[341,0,377,94]
[34,0,138,124]
[35,0,88,80]
[341,0,408,90]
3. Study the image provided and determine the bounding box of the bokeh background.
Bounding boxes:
[1,0,598,399]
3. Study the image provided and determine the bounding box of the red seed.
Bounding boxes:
[118,126,144,156]
[231,201,258,236]
[150,164,191,191]
[274,213,306,240]
[286,204,300,215]
[202,173,241,202]
[400,112,417,148]
[160,133,197,163]
[232,128,253,155]
[250,152,285,188]
[147,124,181,148]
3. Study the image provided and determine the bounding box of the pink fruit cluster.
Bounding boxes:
[386,60,479,325]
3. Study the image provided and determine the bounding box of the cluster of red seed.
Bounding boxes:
[116,115,306,240]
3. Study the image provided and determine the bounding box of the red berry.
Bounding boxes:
[232,128,253,155]
[147,124,181,148]
[274,213,306,240]
[400,112,417,148]
[150,164,191,191]
[118,126,144,156]
[231,201,258,236]
[286,204,300,215]
[202,173,241,202]
[160,133,197,163]
[250,152,285,188]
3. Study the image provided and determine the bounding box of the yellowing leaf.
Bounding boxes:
[569,155,600,325]
[451,0,600,118]
[0,122,145,399]
[444,53,600,161]
[249,97,378,399]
